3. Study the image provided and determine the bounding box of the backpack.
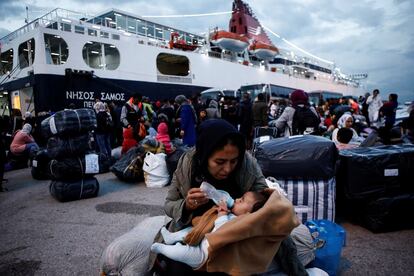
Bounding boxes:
[291,106,321,135]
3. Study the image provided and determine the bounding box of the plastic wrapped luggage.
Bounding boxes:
[30,149,50,180]
[278,178,336,223]
[360,193,414,233]
[255,135,338,179]
[41,108,97,138]
[49,177,99,202]
[47,132,95,159]
[49,153,111,180]
[111,146,145,182]
[337,144,414,200]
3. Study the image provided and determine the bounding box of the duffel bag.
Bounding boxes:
[49,176,99,202]
[41,108,97,138]
[47,132,95,159]
[49,153,111,180]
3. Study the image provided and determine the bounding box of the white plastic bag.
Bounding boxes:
[100,216,166,276]
[143,152,169,187]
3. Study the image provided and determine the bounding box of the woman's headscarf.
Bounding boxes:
[21,123,32,134]
[290,89,309,108]
[94,101,106,113]
[337,113,353,128]
[195,119,245,173]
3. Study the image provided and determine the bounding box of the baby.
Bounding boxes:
[151,191,267,269]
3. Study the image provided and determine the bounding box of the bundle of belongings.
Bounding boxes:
[111,137,166,183]
[40,108,109,202]
[255,135,338,223]
[337,144,414,232]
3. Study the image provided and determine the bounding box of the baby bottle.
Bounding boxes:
[200,181,234,208]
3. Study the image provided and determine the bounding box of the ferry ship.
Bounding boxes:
[0,0,366,115]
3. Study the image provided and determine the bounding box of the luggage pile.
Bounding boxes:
[337,144,414,232]
[255,135,338,223]
[40,108,108,202]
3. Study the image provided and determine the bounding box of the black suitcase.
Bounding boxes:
[49,177,99,202]
[337,144,414,200]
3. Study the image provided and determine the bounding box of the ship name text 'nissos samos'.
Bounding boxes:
[0,0,366,114]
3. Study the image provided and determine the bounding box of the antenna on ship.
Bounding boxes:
[25,6,29,23]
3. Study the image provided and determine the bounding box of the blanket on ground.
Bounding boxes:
[202,190,300,275]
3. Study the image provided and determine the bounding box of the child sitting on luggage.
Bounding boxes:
[150,191,267,269]
[335,127,359,150]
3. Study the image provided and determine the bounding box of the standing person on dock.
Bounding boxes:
[378,93,399,144]
[120,93,145,141]
[366,89,383,128]
[175,95,197,147]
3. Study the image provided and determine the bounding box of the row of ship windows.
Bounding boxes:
[0,34,191,77]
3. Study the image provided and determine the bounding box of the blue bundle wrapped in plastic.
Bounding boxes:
[305,220,346,276]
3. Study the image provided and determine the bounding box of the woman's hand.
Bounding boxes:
[185,188,208,210]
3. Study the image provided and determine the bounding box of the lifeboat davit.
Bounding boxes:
[249,41,279,60]
[210,30,249,52]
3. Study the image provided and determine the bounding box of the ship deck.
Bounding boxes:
[1,168,413,275]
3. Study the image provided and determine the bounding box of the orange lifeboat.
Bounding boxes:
[249,40,279,60]
[169,32,198,51]
[210,30,249,52]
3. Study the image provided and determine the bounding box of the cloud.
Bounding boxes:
[0,1,25,20]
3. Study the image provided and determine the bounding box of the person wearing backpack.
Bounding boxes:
[269,90,320,137]
[95,101,113,159]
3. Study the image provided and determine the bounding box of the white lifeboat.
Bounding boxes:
[249,40,279,60]
[210,30,249,52]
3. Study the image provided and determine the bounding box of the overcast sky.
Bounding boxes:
[1,0,413,102]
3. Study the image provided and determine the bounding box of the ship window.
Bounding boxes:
[116,14,127,31]
[0,49,13,76]
[138,21,146,35]
[82,41,120,70]
[88,29,97,36]
[156,53,189,76]
[147,23,154,37]
[18,38,35,69]
[112,34,120,40]
[46,22,58,30]
[44,33,69,65]
[60,23,71,32]
[75,25,85,34]
[127,17,137,33]
[100,31,109,38]
[155,27,163,40]
[163,29,171,41]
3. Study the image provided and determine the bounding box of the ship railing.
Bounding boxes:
[0,8,89,46]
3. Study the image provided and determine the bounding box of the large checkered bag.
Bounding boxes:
[278,178,336,223]
[41,108,97,138]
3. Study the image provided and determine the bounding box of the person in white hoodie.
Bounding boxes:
[366,89,383,128]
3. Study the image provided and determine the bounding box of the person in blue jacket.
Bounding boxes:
[175,95,197,147]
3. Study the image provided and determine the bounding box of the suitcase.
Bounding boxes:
[278,178,336,223]
[255,135,338,179]
[337,144,414,200]
[49,177,100,202]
